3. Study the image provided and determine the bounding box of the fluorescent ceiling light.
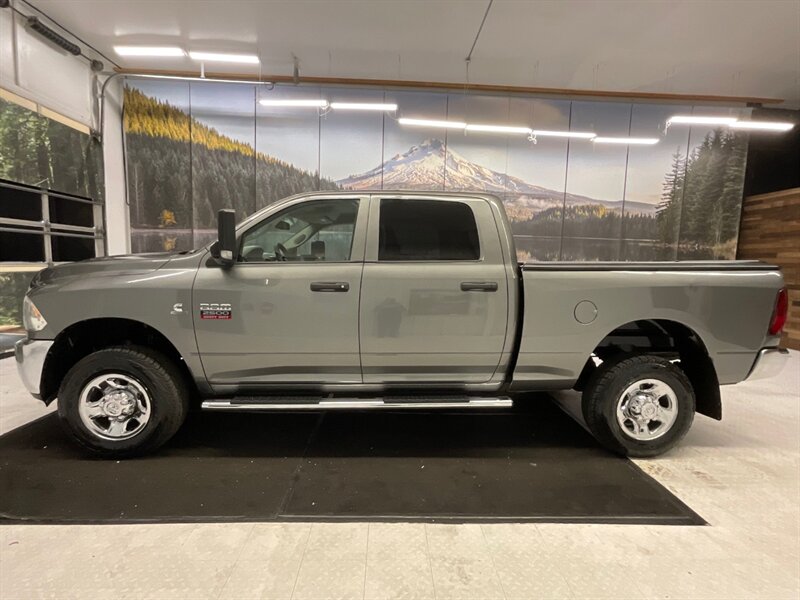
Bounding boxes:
[259,99,329,108]
[398,118,467,129]
[730,120,794,132]
[532,129,596,139]
[329,102,397,111]
[188,51,259,64]
[114,46,185,57]
[668,115,738,126]
[465,124,532,134]
[593,137,659,145]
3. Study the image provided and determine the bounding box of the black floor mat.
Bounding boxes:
[0,397,703,524]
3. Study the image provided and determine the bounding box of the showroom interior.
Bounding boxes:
[0,0,799,598]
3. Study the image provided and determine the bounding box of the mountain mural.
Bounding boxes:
[337,138,656,221]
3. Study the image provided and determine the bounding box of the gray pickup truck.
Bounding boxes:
[15,192,789,458]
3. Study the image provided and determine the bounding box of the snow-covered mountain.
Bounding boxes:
[337,138,656,220]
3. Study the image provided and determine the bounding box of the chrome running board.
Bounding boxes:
[201,397,513,411]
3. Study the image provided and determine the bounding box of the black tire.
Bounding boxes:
[57,346,188,458]
[581,354,695,458]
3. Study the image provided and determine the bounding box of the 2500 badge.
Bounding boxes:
[199,302,232,320]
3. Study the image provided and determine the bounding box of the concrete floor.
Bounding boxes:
[0,353,798,600]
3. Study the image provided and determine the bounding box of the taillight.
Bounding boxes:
[768,288,788,335]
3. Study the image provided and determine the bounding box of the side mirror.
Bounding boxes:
[213,209,237,267]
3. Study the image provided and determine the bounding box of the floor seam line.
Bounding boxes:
[276,412,326,518]
[288,522,314,600]
[480,524,509,600]
[423,524,438,600]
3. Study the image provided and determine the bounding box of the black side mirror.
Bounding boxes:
[213,209,237,266]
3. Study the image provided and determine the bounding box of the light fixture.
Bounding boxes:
[465,124,532,134]
[329,102,398,111]
[668,115,738,126]
[114,46,185,57]
[531,129,596,139]
[593,137,659,145]
[259,99,329,108]
[188,51,260,64]
[730,121,794,132]
[398,118,467,129]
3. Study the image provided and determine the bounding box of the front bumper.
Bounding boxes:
[14,338,53,399]
[746,347,790,381]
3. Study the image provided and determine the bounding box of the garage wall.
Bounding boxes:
[737,188,800,350]
[0,5,95,128]
[0,5,107,330]
[123,78,753,262]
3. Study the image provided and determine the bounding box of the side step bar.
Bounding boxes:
[201,397,513,411]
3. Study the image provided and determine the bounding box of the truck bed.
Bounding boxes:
[512,260,784,390]
[519,260,779,272]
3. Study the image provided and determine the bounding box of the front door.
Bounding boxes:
[193,197,367,388]
[359,196,510,385]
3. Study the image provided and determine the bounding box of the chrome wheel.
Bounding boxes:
[615,378,678,441]
[77,373,151,441]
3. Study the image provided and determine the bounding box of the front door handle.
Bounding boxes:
[310,281,350,292]
[460,281,498,292]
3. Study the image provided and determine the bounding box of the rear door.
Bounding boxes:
[193,196,368,387]
[359,195,509,384]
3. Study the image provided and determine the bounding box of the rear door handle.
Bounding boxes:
[460,281,498,292]
[310,281,350,292]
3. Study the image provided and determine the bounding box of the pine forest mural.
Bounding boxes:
[123,80,750,260]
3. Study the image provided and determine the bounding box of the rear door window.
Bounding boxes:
[378,199,480,261]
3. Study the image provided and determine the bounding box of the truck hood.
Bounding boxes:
[33,252,182,286]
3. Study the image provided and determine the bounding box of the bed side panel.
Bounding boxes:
[511,268,783,390]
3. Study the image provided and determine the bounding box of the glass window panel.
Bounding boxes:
[563,101,632,246]
[444,94,510,193]
[321,87,385,192]
[505,98,571,239]
[0,185,42,222]
[514,236,561,262]
[51,235,95,262]
[378,199,479,261]
[191,82,256,243]
[620,104,691,260]
[381,91,448,191]
[677,106,751,260]
[0,231,44,261]
[124,79,192,250]
[0,271,38,328]
[560,237,620,262]
[256,84,322,209]
[48,196,93,227]
[239,199,358,262]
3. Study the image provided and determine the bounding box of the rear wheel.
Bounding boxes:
[581,354,695,457]
[57,346,188,458]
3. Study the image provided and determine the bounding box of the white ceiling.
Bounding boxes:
[28,0,800,106]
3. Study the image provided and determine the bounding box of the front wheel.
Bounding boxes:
[57,346,189,458]
[581,355,695,457]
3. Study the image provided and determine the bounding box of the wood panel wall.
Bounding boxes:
[737,187,800,350]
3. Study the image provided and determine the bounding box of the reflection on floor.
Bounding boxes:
[0,352,798,599]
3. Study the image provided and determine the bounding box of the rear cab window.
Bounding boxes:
[378,199,480,261]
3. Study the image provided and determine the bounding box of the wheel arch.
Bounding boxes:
[40,317,198,405]
[577,318,721,420]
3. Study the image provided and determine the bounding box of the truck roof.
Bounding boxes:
[241,190,508,229]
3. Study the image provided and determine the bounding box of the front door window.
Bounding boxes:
[239,199,358,263]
